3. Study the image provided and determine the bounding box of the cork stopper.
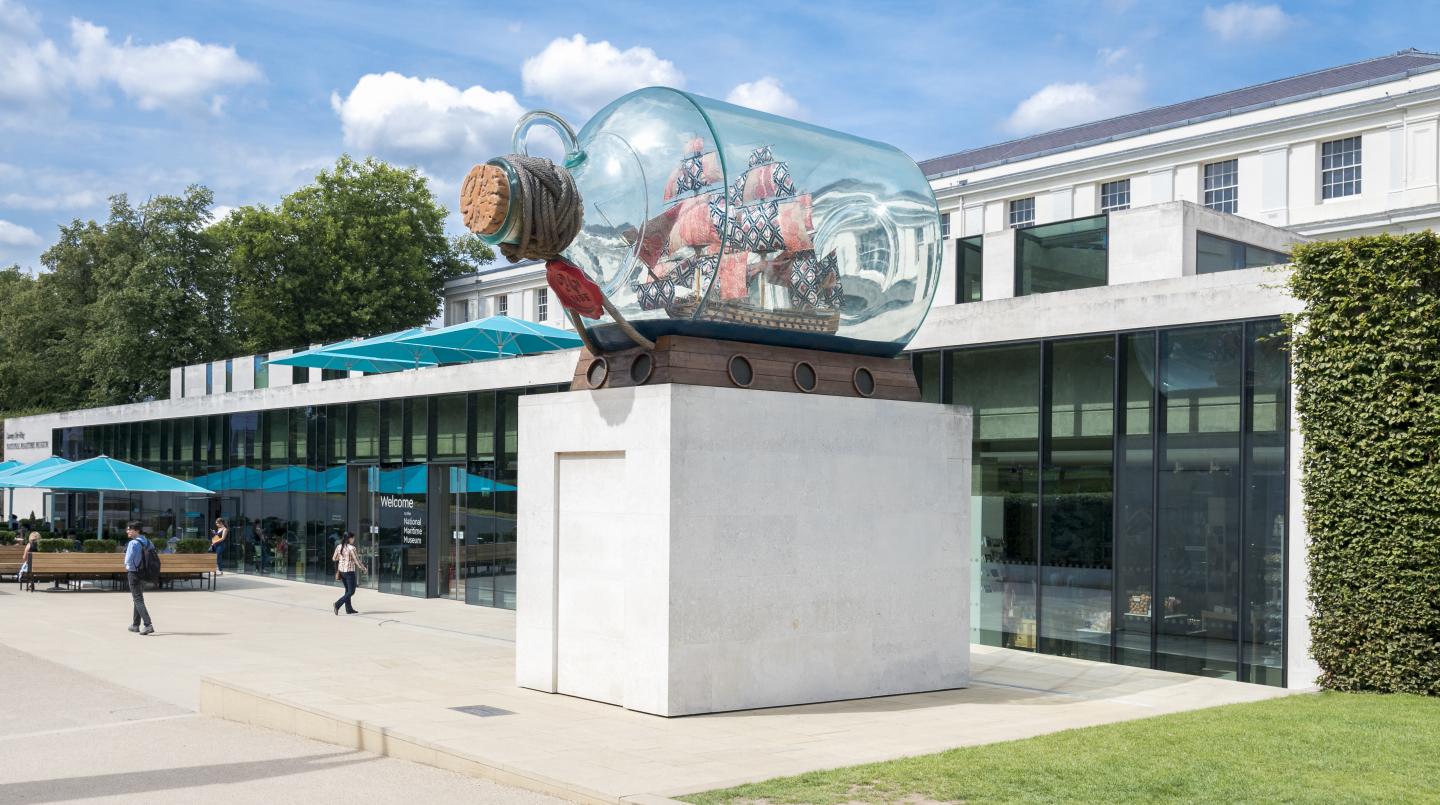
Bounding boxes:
[460,163,510,236]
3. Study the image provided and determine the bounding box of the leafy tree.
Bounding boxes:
[79,187,234,405]
[450,233,497,273]
[219,155,473,352]
[0,187,232,414]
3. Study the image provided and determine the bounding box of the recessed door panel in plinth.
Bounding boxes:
[556,451,627,706]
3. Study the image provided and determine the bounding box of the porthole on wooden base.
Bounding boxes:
[792,361,817,393]
[630,352,655,385]
[727,354,754,387]
[585,357,610,389]
[852,366,876,397]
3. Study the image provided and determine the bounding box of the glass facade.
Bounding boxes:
[51,383,567,609]
[957,235,983,303]
[1196,232,1290,274]
[931,318,1289,686]
[1014,215,1108,296]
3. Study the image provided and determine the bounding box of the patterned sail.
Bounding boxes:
[631,143,843,328]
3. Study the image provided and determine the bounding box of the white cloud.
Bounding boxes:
[1003,74,1146,135]
[1203,3,1292,41]
[0,2,261,118]
[331,72,524,162]
[68,20,262,111]
[0,189,104,210]
[0,1,65,107]
[1098,47,1129,66]
[522,34,683,116]
[0,220,42,247]
[726,77,800,117]
[208,204,237,223]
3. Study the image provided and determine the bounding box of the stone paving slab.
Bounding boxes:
[0,575,1299,803]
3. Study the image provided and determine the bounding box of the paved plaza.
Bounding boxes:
[0,575,1296,803]
[0,641,562,805]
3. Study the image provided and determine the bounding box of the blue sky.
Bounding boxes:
[0,0,1433,270]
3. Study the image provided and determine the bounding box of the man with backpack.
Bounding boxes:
[124,521,158,635]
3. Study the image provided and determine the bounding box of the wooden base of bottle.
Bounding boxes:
[571,335,920,402]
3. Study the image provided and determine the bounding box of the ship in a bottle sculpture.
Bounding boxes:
[461,87,941,395]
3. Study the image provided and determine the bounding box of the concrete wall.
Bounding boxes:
[517,385,971,715]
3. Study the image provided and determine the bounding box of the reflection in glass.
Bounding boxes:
[958,235,983,303]
[1243,322,1288,685]
[913,352,941,403]
[1116,333,1156,667]
[1015,216,1108,296]
[1157,324,1243,679]
[951,344,1040,651]
[1040,338,1114,661]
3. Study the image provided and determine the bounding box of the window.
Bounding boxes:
[224,359,233,392]
[321,369,347,381]
[1196,232,1290,274]
[957,235,983,303]
[1321,136,1362,199]
[536,288,549,321]
[253,355,268,390]
[1100,179,1130,213]
[940,212,951,239]
[1008,197,1035,229]
[1014,215,1108,296]
[205,364,213,395]
[1203,159,1238,213]
[495,294,508,317]
[449,300,470,325]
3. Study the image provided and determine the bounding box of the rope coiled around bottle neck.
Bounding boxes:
[496,155,583,262]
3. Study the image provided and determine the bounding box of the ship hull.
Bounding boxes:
[586,317,905,358]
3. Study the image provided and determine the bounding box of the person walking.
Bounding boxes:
[123,521,155,635]
[18,531,38,592]
[332,531,364,615]
[210,517,229,575]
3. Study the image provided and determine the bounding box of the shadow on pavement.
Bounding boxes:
[0,750,376,803]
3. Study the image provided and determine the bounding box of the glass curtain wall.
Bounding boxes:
[51,384,567,610]
[950,344,1040,651]
[931,319,1289,686]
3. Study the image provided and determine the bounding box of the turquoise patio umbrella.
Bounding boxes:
[9,455,213,538]
[267,329,438,374]
[191,465,265,492]
[324,331,489,367]
[394,316,582,359]
[0,456,72,521]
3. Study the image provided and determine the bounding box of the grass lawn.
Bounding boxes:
[682,692,1440,805]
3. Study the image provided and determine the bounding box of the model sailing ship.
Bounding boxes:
[629,140,844,334]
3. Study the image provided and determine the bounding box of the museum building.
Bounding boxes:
[9,51,1440,691]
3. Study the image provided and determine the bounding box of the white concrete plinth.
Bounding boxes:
[516,383,971,717]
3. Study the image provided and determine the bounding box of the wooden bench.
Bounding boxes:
[28,553,125,589]
[26,552,217,591]
[0,544,23,582]
[158,554,218,590]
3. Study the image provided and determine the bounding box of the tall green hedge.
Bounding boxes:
[1286,232,1440,695]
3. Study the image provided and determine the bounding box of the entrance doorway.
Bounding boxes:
[429,464,465,600]
[347,465,380,590]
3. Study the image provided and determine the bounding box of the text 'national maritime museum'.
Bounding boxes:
[12,51,1440,695]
